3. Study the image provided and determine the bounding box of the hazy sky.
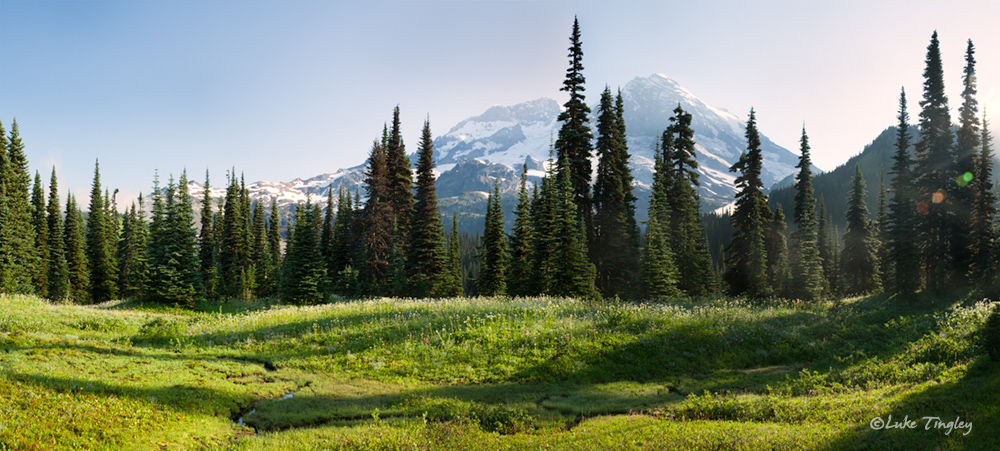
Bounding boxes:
[2,0,998,207]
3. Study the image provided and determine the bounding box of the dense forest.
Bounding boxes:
[1,25,998,305]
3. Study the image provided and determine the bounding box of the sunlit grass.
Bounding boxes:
[1,292,997,450]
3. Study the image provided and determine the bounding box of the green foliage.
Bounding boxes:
[146,172,201,306]
[642,137,680,298]
[407,119,449,298]
[63,194,89,303]
[0,119,40,295]
[30,171,49,298]
[45,168,69,302]
[507,166,534,297]
[85,160,118,303]
[790,127,825,301]
[841,164,882,295]
[281,199,327,304]
[985,305,1000,362]
[555,17,595,246]
[725,109,772,299]
[477,182,507,296]
[363,139,393,291]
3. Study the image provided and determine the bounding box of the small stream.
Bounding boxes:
[234,389,299,431]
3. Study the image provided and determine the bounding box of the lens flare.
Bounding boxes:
[957,172,974,187]
[932,191,945,203]
[917,201,929,215]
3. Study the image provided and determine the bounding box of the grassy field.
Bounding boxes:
[0,291,997,450]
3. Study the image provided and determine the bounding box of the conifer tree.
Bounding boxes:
[592,87,641,298]
[842,164,882,294]
[281,199,326,304]
[478,182,508,296]
[971,111,996,284]
[363,139,393,292]
[330,187,360,296]
[664,105,714,295]
[887,88,921,293]
[554,17,595,245]
[30,171,49,297]
[952,39,980,283]
[913,31,956,290]
[267,198,282,293]
[876,165,890,283]
[385,107,414,246]
[251,199,269,297]
[507,165,535,296]
[86,160,118,302]
[198,170,219,298]
[817,197,840,296]
[446,213,463,296]
[406,119,448,297]
[790,127,825,300]
[0,119,39,294]
[219,171,250,299]
[117,199,149,299]
[766,205,790,292]
[724,109,771,298]
[643,139,680,298]
[46,168,69,301]
[550,170,598,298]
[320,185,336,285]
[530,154,559,295]
[63,194,89,303]
[147,173,200,305]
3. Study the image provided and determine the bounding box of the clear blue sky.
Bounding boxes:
[2,0,998,208]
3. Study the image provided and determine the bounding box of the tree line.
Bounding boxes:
[2,24,997,305]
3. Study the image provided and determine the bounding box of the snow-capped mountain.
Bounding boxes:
[185,74,809,232]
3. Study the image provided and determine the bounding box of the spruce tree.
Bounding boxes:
[147,173,200,306]
[952,39,980,283]
[887,88,921,293]
[198,170,219,298]
[550,170,598,298]
[530,156,559,295]
[643,139,681,298]
[219,171,250,299]
[363,139,393,292]
[385,107,414,246]
[86,160,118,302]
[790,127,825,300]
[281,199,326,304]
[817,197,840,296]
[842,164,882,295]
[0,119,39,294]
[665,105,713,295]
[46,168,69,301]
[30,171,49,297]
[766,205,790,292]
[554,17,595,245]
[117,199,149,300]
[478,182,508,296]
[592,87,641,298]
[507,165,535,296]
[974,113,997,290]
[446,213,463,297]
[724,109,771,298]
[251,199,269,297]
[876,165,890,284]
[330,187,360,296]
[913,31,957,290]
[63,194,89,303]
[320,185,336,287]
[406,119,448,297]
[267,198,282,293]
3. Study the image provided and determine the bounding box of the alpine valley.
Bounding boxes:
[188,74,812,232]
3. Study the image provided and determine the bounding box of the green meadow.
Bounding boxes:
[0,292,997,450]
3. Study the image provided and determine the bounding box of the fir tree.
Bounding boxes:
[842,164,882,294]
[267,198,282,293]
[724,109,771,298]
[592,87,641,298]
[146,172,200,306]
[665,105,713,295]
[363,139,393,292]
[952,38,980,283]
[507,165,535,296]
[974,113,997,290]
[385,107,414,246]
[876,165,890,284]
[554,17,595,245]
[250,199,269,297]
[0,119,39,294]
[913,31,956,290]
[281,199,326,304]
[219,171,250,299]
[330,187,360,296]
[478,182,508,296]
[766,205,790,292]
[320,185,336,288]
[530,154,559,295]
[86,160,118,302]
[46,168,69,301]
[406,118,448,297]
[117,200,149,299]
[642,138,680,298]
[817,197,840,296]
[197,171,218,298]
[30,171,49,297]
[790,127,825,300]
[446,213,463,297]
[63,194,89,303]
[887,88,921,293]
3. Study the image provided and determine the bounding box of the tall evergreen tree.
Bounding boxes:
[549,170,597,298]
[363,139,393,292]
[842,164,882,294]
[281,199,326,304]
[85,160,118,302]
[198,170,219,298]
[971,111,996,284]
[790,127,825,300]
[219,171,250,299]
[63,194,89,303]
[267,198,282,293]
[478,182,508,296]
[554,17,595,245]
[507,165,535,296]
[642,139,681,298]
[30,171,49,297]
[250,199,269,297]
[724,109,771,298]
[329,187,360,296]
[664,105,714,295]
[407,118,448,297]
[887,88,921,293]
[913,31,956,290]
[147,172,200,305]
[0,119,39,294]
[952,38,980,283]
[46,168,69,301]
[446,213,463,296]
[592,87,641,298]
[766,205,790,292]
[117,199,149,299]
[320,185,336,286]
[385,107,414,246]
